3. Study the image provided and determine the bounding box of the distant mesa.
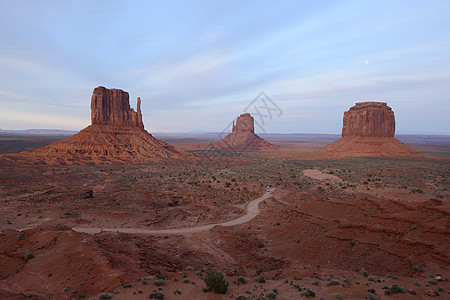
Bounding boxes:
[13,86,193,164]
[211,113,278,151]
[322,101,425,158]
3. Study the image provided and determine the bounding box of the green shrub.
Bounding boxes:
[203,270,228,294]
[267,290,277,299]
[388,285,405,294]
[367,292,379,300]
[25,252,35,260]
[327,280,340,286]
[258,275,266,283]
[155,274,165,280]
[387,273,398,279]
[17,233,25,241]
[98,293,112,299]
[149,292,164,299]
[153,280,166,286]
[300,288,315,298]
[238,276,247,284]
[256,266,263,275]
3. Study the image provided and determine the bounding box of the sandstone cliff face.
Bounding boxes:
[342,102,395,137]
[91,86,144,129]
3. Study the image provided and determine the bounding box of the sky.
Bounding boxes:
[0,0,449,134]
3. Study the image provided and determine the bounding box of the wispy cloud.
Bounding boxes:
[0,0,449,133]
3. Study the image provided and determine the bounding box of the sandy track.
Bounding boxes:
[72,190,274,235]
[302,169,342,182]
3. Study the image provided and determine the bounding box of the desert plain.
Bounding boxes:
[0,130,449,300]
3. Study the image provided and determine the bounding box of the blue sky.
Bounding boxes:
[0,0,449,134]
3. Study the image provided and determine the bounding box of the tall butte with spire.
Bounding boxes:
[90,87,144,128]
[22,86,193,164]
[213,113,278,150]
[321,101,425,158]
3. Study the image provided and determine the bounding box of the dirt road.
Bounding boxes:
[72,190,274,235]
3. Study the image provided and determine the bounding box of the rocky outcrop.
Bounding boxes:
[212,113,278,151]
[91,86,143,128]
[342,102,395,137]
[322,102,425,158]
[16,86,193,164]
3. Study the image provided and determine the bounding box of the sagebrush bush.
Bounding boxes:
[153,280,166,286]
[327,280,340,286]
[238,276,247,284]
[203,270,228,294]
[149,292,164,299]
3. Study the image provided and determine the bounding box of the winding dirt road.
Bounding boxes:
[72,190,274,235]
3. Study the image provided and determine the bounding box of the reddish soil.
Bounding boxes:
[0,137,449,299]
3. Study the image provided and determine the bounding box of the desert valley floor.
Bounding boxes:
[0,134,449,299]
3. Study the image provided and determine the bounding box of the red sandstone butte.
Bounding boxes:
[15,86,193,164]
[214,113,278,151]
[91,86,144,129]
[342,102,395,137]
[322,102,425,158]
